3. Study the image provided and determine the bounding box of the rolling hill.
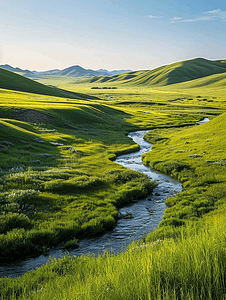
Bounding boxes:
[0,67,97,100]
[79,58,226,87]
[167,71,226,89]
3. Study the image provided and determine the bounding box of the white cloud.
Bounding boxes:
[205,9,226,21]
[181,15,215,23]
[168,9,226,24]
[170,17,183,23]
[148,15,162,19]
[171,17,183,21]
[207,9,222,14]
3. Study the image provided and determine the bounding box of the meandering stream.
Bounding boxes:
[0,130,182,278]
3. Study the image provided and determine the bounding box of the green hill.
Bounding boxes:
[168,71,226,89]
[0,68,97,100]
[80,58,226,87]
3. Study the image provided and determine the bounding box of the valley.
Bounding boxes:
[0,58,226,299]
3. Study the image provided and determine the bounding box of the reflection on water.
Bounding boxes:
[196,117,209,124]
[0,130,182,278]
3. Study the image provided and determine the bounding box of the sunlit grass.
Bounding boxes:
[0,78,225,261]
[0,67,226,299]
[2,213,226,300]
[143,112,226,232]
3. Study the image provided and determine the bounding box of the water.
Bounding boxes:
[0,130,182,278]
[197,117,209,124]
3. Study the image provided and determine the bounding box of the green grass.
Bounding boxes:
[0,86,159,260]
[0,71,225,261]
[1,213,226,300]
[142,112,226,231]
[0,58,226,299]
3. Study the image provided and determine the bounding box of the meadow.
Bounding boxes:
[0,86,157,260]
[0,59,226,299]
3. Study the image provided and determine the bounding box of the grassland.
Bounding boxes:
[0,86,160,260]
[0,59,226,299]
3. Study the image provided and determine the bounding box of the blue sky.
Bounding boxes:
[0,0,225,71]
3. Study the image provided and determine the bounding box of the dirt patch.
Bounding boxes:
[13,109,54,124]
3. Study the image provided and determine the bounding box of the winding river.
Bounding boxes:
[0,130,182,278]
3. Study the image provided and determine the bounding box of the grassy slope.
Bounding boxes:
[0,68,97,100]
[79,58,226,87]
[143,112,226,230]
[167,71,226,89]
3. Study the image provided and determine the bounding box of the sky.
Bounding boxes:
[0,0,225,71]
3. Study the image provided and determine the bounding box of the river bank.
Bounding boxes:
[0,130,181,278]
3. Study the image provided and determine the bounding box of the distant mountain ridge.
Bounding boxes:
[2,58,226,88]
[80,58,226,87]
[0,64,35,77]
[0,64,132,78]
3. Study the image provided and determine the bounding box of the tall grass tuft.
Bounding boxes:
[1,214,226,299]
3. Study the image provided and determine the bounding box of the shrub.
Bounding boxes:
[63,239,79,250]
[0,189,40,214]
[158,161,190,174]
[159,218,185,228]
[0,213,32,234]
[44,176,105,193]
[107,169,145,184]
[165,196,177,207]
